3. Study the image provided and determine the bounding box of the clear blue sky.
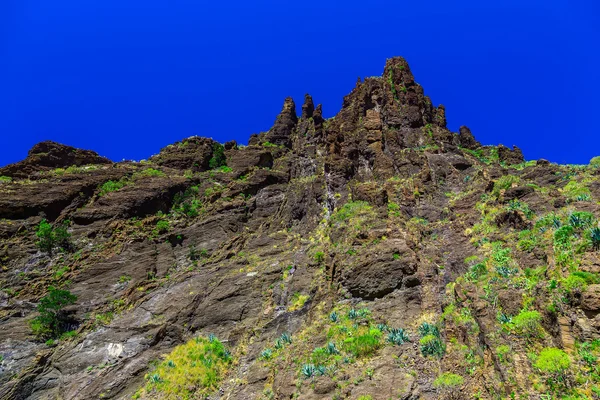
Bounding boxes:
[1,0,598,166]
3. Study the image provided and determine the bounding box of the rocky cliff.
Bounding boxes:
[1,57,599,400]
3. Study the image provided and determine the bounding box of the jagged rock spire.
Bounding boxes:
[456,126,480,149]
[262,97,298,148]
[301,94,314,119]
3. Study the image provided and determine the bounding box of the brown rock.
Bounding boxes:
[498,144,525,165]
[582,285,600,312]
[456,125,480,149]
[0,141,111,178]
[262,97,298,148]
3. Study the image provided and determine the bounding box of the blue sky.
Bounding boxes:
[1,0,598,166]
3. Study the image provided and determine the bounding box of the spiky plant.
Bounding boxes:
[326,342,339,355]
[301,364,316,379]
[329,311,338,322]
[418,322,440,338]
[387,328,410,345]
[279,333,292,344]
[260,348,273,360]
[590,227,600,250]
[316,365,327,376]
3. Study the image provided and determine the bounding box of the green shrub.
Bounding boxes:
[137,336,231,399]
[562,180,591,202]
[331,201,373,223]
[215,165,232,173]
[512,310,543,339]
[172,186,202,218]
[155,220,170,234]
[433,372,464,395]
[467,263,487,281]
[554,225,574,250]
[562,274,588,293]
[506,199,533,218]
[288,293,309,311]
[30,287,77,339]
[342,328,382,357]
[132,168,166,179]
[314,251,325,264]
[0,176,12,183]
[535,213,562,231]
[388,201,401,217]
[535,347,571,387]
[572,270,600,284]
[310,347,330,365]
[578,342,598,368]
[496,345,511,363]
[98,179,128,196]
[517,230,538,252]
[208,143,227,169]
[492,175,520,196]
[591,156,600,167]
[36,219,72,253]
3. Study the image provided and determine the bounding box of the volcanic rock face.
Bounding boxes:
[0,57,598,400]
[0,141,111,178]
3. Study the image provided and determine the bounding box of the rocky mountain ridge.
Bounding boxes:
[0,57,599,400]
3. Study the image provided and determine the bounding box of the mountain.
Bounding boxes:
[0,57,599,400]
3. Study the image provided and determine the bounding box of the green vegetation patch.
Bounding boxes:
[135,336,232,399]
[30,287,77,339]
[331,201,374,223]
[492,175,520,197]
[98,179,128,196]
[208,143,227,169]
[36,219,72,254]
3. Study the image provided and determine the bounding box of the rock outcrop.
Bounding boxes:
[0,57,598,400]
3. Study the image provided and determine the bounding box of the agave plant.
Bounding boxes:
[301,364,316,379]
[347,309,358,320]
[326,342,339,355]
[279,333,292,344]
[496,265,518,278]
[377,323,389,332]
[569,212,594,229]
[148,373,162,383]
[387,328,410,345]
[260,348,273,360]
[315,365,327,376]
[497,312,512,324]
[590,227,600,250]
[576,194,592,202]
[418,322,440,338]
[552,215,562,229]
[419,335,445,358]
[167,360,176,368]
[329,311,338,322]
